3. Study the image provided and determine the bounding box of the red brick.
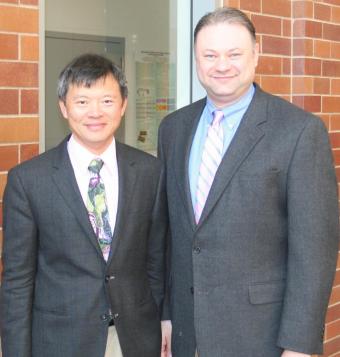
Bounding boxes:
[0,174,7,200]
[292,95,321,113]
[293,77,313,94]
[293,58,321,76]
[332,79,340,95]
[225,0,240,7]
[331,42,340,60]
[0,118,39,143]
[333,150,340,166]
[332,269,340,286]
[256,56,282,75]
[314,2,331,21]
[21,89,38,114]
[324,336,340,356]
[21,35,38,61]
[330,115,340,131]
[293,39,314,56]
[0,5,38,33]
[0,0,18,3]
[322,0,340,6]
[327,319,340,341]
[323,96,340,113]
[262,36,291,56]
[262,0,291,17]
[20,143,38,163]
[0,90,18,115]
[0,63,38,87]
[282,19,291,37]
[261,76,291,95]
[282,58,291,75]
[332,6,340,23]
[314,40,331,58]
[323,60,340,77]
[240,0,260,12]
[293,19,323,38]
[330,133,340,149]
[251,14,281,36]
[293,1,314,18]
[314,78,330,94]
[0,145,19,171]
[0,203,2,227]
[324,23,340,42]
[20,0,38,4]
[0,34,18,60]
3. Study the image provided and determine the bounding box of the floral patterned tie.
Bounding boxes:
[86,158,112,261]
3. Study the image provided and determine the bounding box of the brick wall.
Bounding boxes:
[224,0,340,355]
[0,0,339,354]
[0,0,39,271]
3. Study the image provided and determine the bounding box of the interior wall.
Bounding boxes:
[45,0,170,146]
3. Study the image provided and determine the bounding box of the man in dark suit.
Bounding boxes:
[158,7,339,357]
[1,54,170,357]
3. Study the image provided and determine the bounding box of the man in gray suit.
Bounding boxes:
[158,8,339,357]
[1,54,170,357]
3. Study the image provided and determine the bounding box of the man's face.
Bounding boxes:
[59,74,127,154]
[195,22,259,108]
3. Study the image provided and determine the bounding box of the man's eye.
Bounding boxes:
[103,99,113,105]
[230,53,241,58]
[205,54,215,59]
[77,100,87,105]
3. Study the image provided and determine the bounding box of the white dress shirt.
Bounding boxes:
[67,135,119,235]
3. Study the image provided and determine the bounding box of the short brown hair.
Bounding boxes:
[194,7,256,45]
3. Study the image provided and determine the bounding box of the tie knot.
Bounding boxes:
[212,110,224,126]
[88,158,104,175]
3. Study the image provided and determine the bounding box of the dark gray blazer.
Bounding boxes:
[158,85,339,357]
[1,138,168,357]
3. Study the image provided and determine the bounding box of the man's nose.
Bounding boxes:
[215,56,232,71]
[88,101,102,117]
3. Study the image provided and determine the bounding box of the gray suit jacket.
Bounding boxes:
[1,138,168,357]
[158,85,339,357]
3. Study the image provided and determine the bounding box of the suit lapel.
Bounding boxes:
[197,87,268,227]
[174,99,206,230]
[107,142,137,264]
[51,138,104,257]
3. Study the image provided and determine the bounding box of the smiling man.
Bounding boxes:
[158,7,339,357]
[1,54,170,357]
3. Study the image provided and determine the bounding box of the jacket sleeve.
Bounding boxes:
[277,117,339,354]
[147,161,169,319]
[1,168,38,357]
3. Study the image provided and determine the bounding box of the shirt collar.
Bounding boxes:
[206,84,255,126]
[68,135,117,176]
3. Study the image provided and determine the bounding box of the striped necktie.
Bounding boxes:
[194,110,224,224]
[86,158,112,261]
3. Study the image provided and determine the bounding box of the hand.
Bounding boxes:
[161,320,172,357]
[281,350,311,357]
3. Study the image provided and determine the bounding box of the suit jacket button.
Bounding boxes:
[101,314,108,321]
[105,275,115,282]
[113,313,119,319]
[193,246,201,254]
[190,287,194,294]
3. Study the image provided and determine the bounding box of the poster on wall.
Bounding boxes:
[136,51,175,154]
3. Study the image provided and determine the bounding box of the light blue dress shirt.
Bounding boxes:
[189,84,255,209]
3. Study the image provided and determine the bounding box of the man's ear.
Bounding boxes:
[58,100,68,119]
[121,98,128,117]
